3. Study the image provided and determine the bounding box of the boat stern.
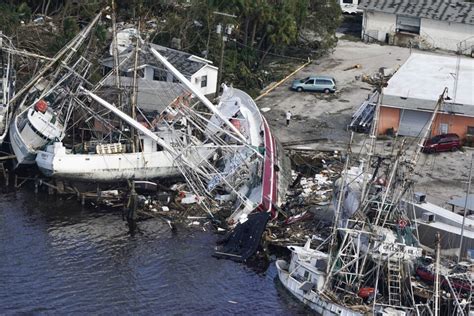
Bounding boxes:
[35,142,66,177]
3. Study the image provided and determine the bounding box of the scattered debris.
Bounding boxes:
[343,63,361,71]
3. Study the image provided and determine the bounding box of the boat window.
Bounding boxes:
[304,270,310,280]
[315,259,327,271]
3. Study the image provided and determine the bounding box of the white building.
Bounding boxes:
[102,43,218,97]
[358,0,474,54]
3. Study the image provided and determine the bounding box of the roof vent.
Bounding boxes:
[414,192,426,204]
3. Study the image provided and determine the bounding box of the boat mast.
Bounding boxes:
[434,232,440,316]
[360,88,381,203]
[326,132,353,276]
[130,20,141,152]
[388,88,449,211]
[458,152,473,262]
[410,88,448,166]
[149,46,247,144]
[79,87,176,156]
[110,0,121,90]
[9,8,107,110]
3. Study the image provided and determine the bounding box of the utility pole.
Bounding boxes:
[216,24,225,97]
[213,11,236,97]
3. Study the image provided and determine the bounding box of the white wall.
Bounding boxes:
[421,19,474,52]
[362,10,474,52]
[362,11,396,42]
[191,65,218,96]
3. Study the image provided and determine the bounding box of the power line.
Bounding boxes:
[232,38,309,62]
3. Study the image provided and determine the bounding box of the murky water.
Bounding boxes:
[0,191,314,315]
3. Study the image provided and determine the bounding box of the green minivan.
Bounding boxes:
[291,75,336,93]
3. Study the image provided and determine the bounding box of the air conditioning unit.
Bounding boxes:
[414,192,426,204]
[422,212,435,223]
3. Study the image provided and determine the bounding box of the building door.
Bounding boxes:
[398,110,431,137]
[439,123,449,135]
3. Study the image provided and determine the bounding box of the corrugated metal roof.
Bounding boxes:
[358,0,474,25]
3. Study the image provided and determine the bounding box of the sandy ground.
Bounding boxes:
[257,39,469,208]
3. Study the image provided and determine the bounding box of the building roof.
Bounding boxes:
[448,194,474,211]
[358,0,474,25]
[102,43,215,79]
[382,53,474,114]
[102,76,187,112]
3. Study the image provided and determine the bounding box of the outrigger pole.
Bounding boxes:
[149,46,248,144]
[79,87,178,158]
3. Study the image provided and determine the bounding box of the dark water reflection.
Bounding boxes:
[0,191,314,315]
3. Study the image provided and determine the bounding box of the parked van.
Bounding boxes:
[291,76,336,93]
[422,133,461,153]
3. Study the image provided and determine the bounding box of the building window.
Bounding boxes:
[201,75,208,88]
[467,126,474,135]
[153,69,167,81]
[396,15,420,35]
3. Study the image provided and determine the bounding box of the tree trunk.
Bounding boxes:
[43,0,51,16]
[259,43,273,66]
[256,32,267,52]
[243,16,250,47]
[250,18,258,47]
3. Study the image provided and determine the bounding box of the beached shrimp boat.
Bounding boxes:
[36,43,287,227]
[276,89,472,315]
[8,9,105,166]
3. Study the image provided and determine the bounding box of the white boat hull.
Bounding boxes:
[36,142,213,182]
[10,107,65,166]
[276,260,363,316]
[10,118,36,165]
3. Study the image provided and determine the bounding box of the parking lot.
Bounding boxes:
[257,38,471,208]
[257,39,411,147]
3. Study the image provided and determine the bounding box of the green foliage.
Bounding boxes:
[1,0,341,92]
[17,2,32,22]
[63,17,80,41]
[95,24,107,42]
[0,4,20,35]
